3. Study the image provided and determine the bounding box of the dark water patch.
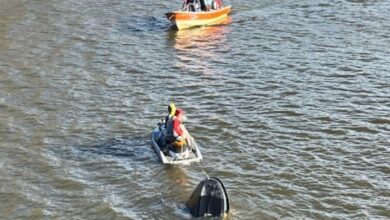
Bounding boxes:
[271,187,297,196]
[265,110,304,117]
[76,137,152,161]
[280,91,299,97]
[345,0,374,3]
[369,118,390,125]
[124,15,170,33]
[0,191,45,219]
[312,116,333,122]
[319,128,348,135]
[321,198,361,212]
[274,171,297,180]
[376,165,390,174]
[50,177,85,191]
[317,3,331,7]
[0,193,25,218]
[370,206,390,218]
[343,126,379,134]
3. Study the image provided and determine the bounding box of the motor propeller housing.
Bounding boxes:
[187,177,230,217]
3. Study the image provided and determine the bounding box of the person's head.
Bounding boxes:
[168,103,176,116]
[175,108,185,121]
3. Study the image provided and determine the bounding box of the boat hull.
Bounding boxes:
[166,6,231,30]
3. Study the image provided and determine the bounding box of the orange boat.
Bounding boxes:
[166,5,231,30]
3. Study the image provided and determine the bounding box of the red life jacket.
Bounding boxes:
[173,118,183,137]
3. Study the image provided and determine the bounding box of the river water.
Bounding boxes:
[0,0,389,219]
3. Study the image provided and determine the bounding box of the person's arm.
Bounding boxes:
[164,115,169,127]
[180,124,189,139]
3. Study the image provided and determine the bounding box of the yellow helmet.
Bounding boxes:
[169,102,176,116]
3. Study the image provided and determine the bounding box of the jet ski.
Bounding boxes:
[151,122,203,165]
[187,177,230,217]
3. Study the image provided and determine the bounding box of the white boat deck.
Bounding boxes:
[151,127,203,165]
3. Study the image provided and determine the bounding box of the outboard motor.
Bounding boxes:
[187,177,229,217]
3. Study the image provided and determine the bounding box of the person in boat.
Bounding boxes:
[166,108,191,153]
[182,0,198,12]
[214,0,222,9]
[194,0,201,11]
[204,0,212,11]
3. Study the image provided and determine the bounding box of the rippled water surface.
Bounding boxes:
[1,0,389,219]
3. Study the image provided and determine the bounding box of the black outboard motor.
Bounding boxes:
[187,177,229,217]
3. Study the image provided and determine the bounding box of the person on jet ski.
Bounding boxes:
[166,108,191,152]
[158,102,176,150]
[165,102,176,128]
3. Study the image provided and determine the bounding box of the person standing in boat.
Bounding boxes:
[204,0,212,11]
[182,0,195,11]
[194,0,201,11]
